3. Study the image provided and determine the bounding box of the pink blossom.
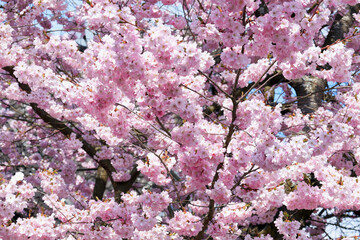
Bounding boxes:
[169,211,202,236]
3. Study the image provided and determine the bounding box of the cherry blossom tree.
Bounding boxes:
[0,0,360,239]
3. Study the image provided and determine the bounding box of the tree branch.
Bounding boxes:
[2,66,139,202]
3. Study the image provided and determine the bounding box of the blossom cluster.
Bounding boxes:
[0,0,359,239]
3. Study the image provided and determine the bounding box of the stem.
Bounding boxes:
[198,70,232,98]
[237,60,277,103]
[180,83,231,111]
[194,69,241,240]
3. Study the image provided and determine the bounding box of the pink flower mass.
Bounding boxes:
[0,0,360,239]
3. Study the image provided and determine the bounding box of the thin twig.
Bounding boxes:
[182,0,196,41]
[237,60,277,103]
[116,103,179,144]
[180,83,231,111]
[245,71,283,101]
[155,116,172,137]
[198,70,232,98]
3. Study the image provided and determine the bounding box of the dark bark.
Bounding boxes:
[254,0,269,17]
[93,166,108,200]
[289,76,327,114]
[323,4,360,48]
